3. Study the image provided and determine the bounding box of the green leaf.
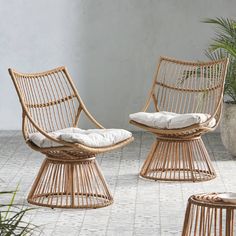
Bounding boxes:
[203,17,236,103]
[4,184,19,221]
[0,185,40,236]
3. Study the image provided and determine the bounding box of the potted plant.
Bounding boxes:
[204,17,236,156]
[0,187,40,235]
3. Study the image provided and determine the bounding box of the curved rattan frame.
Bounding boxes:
[130,56,229,182]
[9,66,133,208]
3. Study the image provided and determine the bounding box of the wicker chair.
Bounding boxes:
[9,66,133,208]
[130,56,228,182]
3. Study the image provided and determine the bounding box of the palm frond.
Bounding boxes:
[209,41,236,58]
[203,17,236,39]
[204,17,236,103]
[0,187,40,236]
[4,185,19,220]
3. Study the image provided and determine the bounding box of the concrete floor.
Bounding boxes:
[0,131,235,236]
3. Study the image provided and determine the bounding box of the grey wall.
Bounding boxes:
[0,0,235,130]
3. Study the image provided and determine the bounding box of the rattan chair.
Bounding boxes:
[9,66,133,209]
[130,56,228,182]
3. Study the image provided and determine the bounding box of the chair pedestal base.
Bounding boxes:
[140,137,216,182]
[27,156,113,209]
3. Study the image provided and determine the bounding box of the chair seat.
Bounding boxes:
[29,128,132,148]
[129,111,216,129]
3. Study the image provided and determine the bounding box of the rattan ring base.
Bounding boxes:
[140,137,216,182]
[27,156,113,209]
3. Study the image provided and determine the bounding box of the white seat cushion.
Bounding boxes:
[29,128,132,148]
[129,111,216,129]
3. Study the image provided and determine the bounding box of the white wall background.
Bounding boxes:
[0,0,235,130]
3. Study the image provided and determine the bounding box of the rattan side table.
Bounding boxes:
[182,193,236,236]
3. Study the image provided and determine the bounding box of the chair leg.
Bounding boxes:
[27,156,113,208]
[140,137,216,182]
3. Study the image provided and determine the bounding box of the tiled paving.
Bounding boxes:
[0,131,236,236]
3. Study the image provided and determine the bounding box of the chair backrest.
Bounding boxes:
[9,67,82,137]
[144,57,228,117]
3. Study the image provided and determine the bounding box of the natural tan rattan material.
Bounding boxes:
[130,56,228,182]
[182,193,236,236]
[9,66,133,209]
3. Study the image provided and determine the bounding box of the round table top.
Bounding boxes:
[189,193,236,209]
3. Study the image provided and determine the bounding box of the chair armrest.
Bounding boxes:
[199,95,223,129]
[81,104,105,129]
